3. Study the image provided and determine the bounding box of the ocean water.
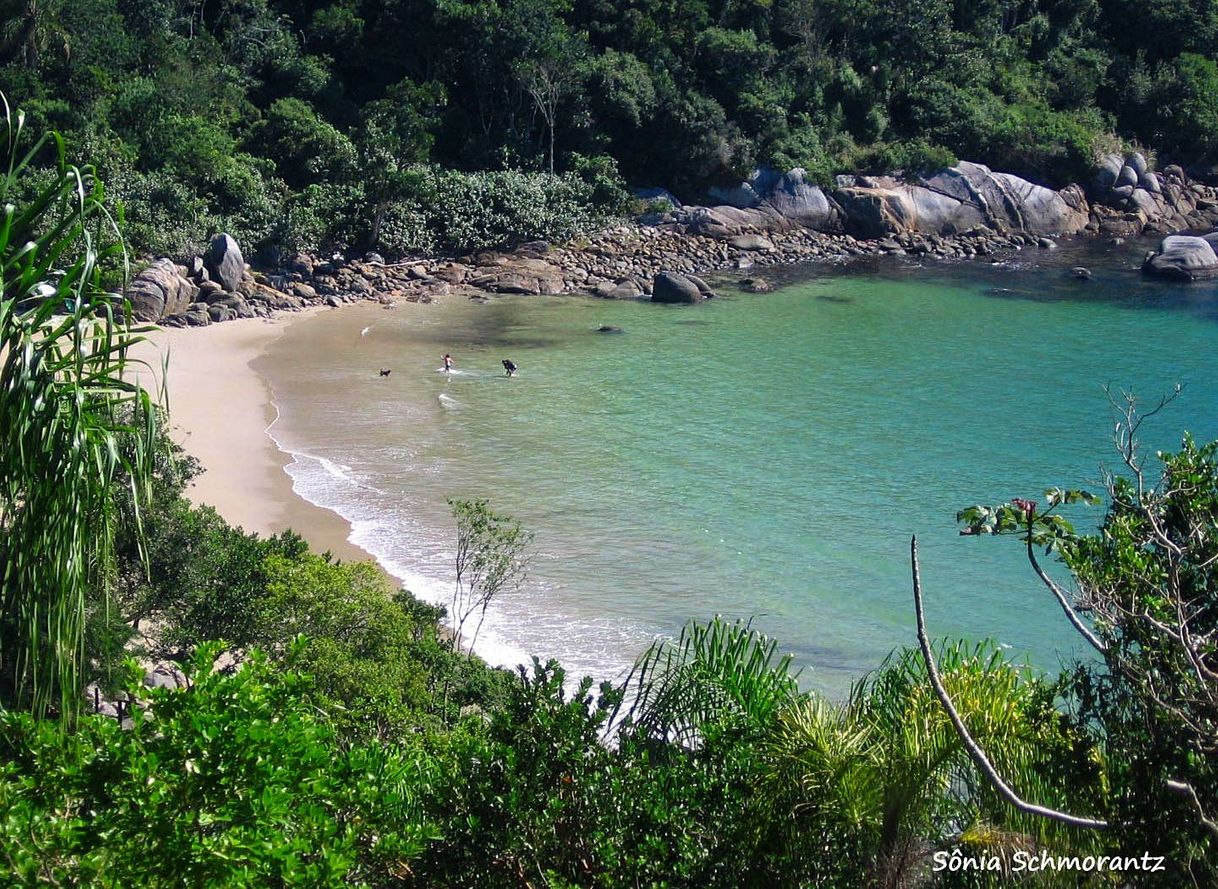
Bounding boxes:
[256,243,1218,695]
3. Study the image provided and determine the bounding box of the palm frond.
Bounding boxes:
[613,616,802,745]
[0,93,158,721]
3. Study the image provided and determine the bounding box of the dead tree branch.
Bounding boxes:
[910,535,1109,830]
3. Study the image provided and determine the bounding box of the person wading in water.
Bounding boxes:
[442,353,454,373]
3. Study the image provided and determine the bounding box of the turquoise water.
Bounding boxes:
[261,245,1218,694]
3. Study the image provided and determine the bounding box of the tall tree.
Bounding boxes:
[0,0,70,70]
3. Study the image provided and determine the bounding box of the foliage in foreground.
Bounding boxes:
[952,435,1218,882]
[0,96,158,720]
[6,365,1216,885]
[0,645,436,887]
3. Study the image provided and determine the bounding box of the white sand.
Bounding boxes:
[128,311,372,563]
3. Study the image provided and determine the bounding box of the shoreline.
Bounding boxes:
[126,241,1217,689]
[129,309,380,568]
[126,231,1146,583]
[132,159,1218,334]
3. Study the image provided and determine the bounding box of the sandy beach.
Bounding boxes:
[129,310,375,565]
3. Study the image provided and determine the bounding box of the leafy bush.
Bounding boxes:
[0,646,438,886]
[379,167,612,256]
[277,181,365,256]
[0,97,158,719]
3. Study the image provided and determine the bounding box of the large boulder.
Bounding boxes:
[1094,153,1123,191]
[1142,234,1218,280]
[467,257,566,295]
[651,271,706,304]
[681,204,791,237]
[707,180,763,208]
[704,167,838,230]
[831,184,928,238]
[919,162,1088,235]
[728,233,775,251]
[1116,164,1139,190]
[991,173,1090,234]
[125,258,199,321]
[830,162,1089,238]
[1130,188,1161,217]
[203,233,245,293]
[760,169,838,229]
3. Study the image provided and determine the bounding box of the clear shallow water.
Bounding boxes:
[258,245,1218,695]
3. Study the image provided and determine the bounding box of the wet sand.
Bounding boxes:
[128,310,375,565]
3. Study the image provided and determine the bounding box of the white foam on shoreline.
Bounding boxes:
[263,401,536,672]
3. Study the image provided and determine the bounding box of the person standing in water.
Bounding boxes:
[502,359,517,377]
[442,353,454,373]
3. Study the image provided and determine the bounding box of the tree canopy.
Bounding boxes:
[3,0,1216,258]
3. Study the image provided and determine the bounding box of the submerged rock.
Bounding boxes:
[739,277,772,293]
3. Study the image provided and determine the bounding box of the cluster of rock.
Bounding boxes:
[126,156,1218,324]
[127,234,395,327]
[1090,152,1218,237]
[130,221,1078,325]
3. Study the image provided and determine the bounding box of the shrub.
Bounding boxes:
[0,647,438,886]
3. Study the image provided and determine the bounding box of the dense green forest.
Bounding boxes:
[3,0,1218,258]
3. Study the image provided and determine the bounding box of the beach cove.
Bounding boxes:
[135,242,1218,696]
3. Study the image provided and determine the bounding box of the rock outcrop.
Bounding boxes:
[691,162,1089,240]
[126,258,199,321]
[1142,234,1218,281]
[685,157,1218,247]
[707,168,840,230]
[830,164,1089,238]
[466,256,566,294]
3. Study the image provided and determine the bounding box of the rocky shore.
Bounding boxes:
[127,154,1218,325]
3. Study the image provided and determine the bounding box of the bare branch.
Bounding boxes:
[910,535,1109,830]
[1024,535,1106,653]
[1166,779,1218,840]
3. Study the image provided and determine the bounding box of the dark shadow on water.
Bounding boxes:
[816,294,855,304]
[726,237,1218,325]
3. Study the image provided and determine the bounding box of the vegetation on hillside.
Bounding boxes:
[3,0,1218,259]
